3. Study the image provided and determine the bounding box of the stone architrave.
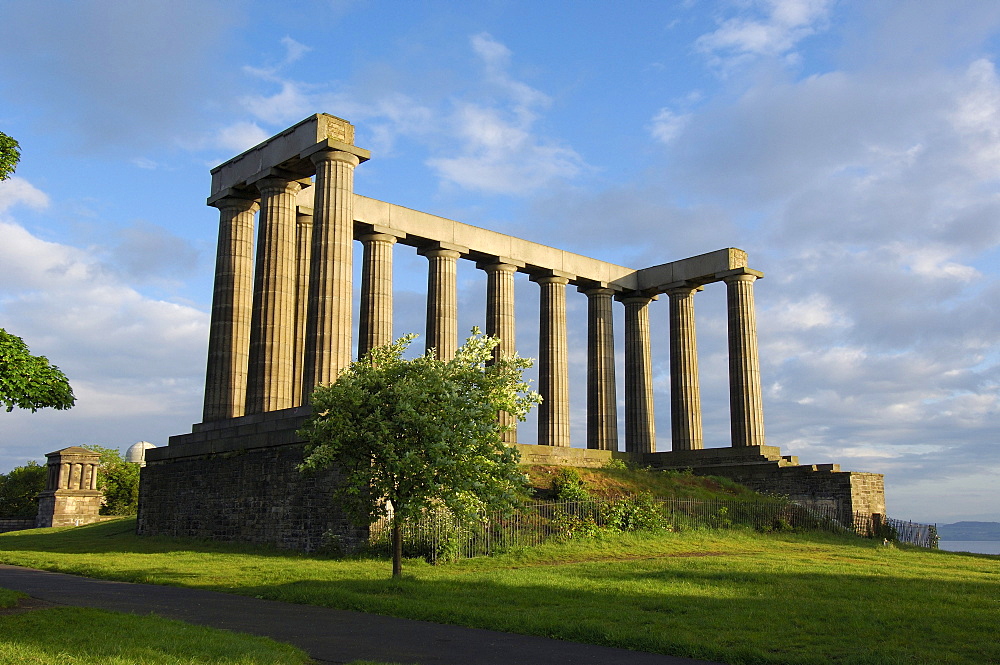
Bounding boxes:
[533,272,571,447]
[621,294,657,454]
[35,447,102,528]
[581,286,618,451]
[482,260,519,444]
[358,232,397,358]
[203,195,258,422]
[292,210,313,406]
[420,245,463,360]
[725,271,765,447]
[302,149,363,394]
[667,285,703,451]
[245,178,301,414]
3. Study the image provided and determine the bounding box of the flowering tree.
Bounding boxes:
[299,329,540,577]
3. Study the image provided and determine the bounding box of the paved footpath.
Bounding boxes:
[0,564,726,665]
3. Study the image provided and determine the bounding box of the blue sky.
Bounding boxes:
[1,0,998,524]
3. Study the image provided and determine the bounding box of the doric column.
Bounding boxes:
[358,232,397,358]
[202,196,258,422]
[532,272,571,447]
[292,210,313,406]
[725,272,765,447]
[302,149,361,393]
[621,294,657,454]
[420,245,462,359]
[245,178,301,414]
[667,285,703,451]
[482,260,519,444]
[581,286,618,451]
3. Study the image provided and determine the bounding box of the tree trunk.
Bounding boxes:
[392,516,403,578]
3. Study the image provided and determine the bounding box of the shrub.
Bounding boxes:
[0,461,46,518]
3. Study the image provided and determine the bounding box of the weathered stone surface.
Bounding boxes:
[140,414,364,552]
[35,447,102,528]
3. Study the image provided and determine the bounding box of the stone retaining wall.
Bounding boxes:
[138,410,364,552]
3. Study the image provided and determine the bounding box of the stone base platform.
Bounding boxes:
[138,407,365,552]
[139,409,884,551]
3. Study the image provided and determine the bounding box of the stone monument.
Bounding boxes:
[138,114,885,551]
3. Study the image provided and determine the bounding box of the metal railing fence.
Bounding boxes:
[369,497,937,563]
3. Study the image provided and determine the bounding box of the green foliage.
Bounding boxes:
[551,468,590,502]
[0,461,46,518]
[0,328,75,413]
[0,131,19,181]
[299,329,541,576]
[601,457,628,470]
[83,446,140,515]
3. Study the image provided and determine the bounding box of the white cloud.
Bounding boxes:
[214,121,270,154]
[0,183,207,463]
[649,108,692,144]
[0,177,50,213]
[427,34,584,194]
[697,0,833,64]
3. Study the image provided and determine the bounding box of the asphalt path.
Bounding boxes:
[0,564,727,665]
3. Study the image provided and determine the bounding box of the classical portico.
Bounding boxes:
[141,113,892,554]
[199,113,767,453]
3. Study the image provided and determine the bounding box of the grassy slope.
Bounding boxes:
[1,519,997,665]
[524,464,764,500]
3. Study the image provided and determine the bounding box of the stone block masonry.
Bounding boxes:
[138,113,887,550]
[138,407,365,552]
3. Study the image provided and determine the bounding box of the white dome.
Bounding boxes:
[125,441,157,465]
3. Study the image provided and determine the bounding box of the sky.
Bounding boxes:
[1,0,998,524]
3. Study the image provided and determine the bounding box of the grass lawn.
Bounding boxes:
[1,519,997,665]
[0,603,311,665]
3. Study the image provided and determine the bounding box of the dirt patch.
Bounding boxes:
[0,596,60,616]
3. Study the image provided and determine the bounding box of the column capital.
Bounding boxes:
[358,232,398,245]
[301,140,370,165]
[617,292,660,305]
[579,286,616,297]
[664,283,703,297]
[719,267,765,283]
[477,256,524,272]
[479,261,519,274]
[308,147,363,169]
[209,194,259,213]
[418,241,467,259]
[530,270,572,286]
[255,177,303,196]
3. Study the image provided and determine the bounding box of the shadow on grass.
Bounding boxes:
[0,518,332,560]
[222,563,999,665]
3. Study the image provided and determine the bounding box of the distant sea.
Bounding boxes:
[938,541,1000,555]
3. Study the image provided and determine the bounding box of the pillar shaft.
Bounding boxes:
[583,287,618,451]
[534,274,570,447]
[203,197,258,422]
[423,247,461,359]
[302,150,360,394]
[668,286,703,451]
[358,233,397,357]
[622,295,656,454]
[483,261,518,444]
[292,211,313,406]
[245,178,301,414]
[726,274,765,447]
